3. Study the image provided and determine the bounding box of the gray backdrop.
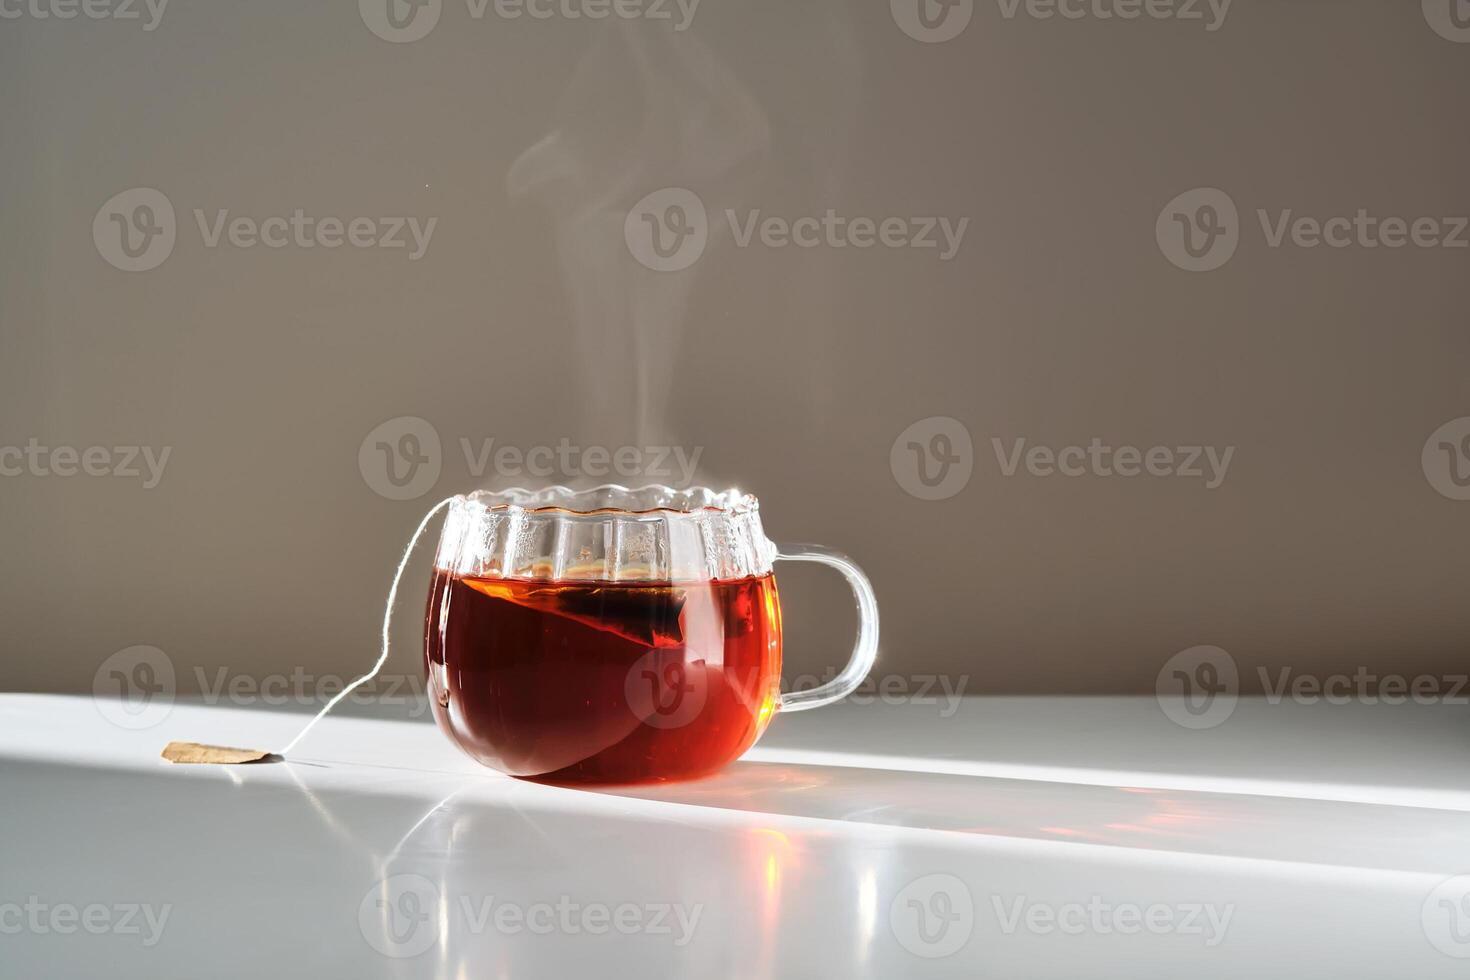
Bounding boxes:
[3,0,1468,699]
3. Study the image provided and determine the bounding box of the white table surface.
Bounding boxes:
[3,692,1468,978]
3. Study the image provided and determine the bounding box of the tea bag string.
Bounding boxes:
[278,497,456,757]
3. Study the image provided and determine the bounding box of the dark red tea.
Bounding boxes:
[425,571,783,784]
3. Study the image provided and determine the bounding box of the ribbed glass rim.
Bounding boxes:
[459,484,758,517]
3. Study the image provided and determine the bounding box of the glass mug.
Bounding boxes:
[424,485,878,784]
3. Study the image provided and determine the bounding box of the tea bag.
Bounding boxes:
[162,498,456,765]
[553,585,686,648]
[462,579,687,649]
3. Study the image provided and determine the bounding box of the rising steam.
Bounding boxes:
[506,20,771,472]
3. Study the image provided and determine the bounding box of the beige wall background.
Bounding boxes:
[2,0,1468,698]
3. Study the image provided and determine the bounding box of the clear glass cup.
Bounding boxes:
[424,485,878,784]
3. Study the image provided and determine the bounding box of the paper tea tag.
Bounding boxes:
[161,741,277,765]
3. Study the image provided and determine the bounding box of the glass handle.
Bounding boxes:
[773,542,880,712]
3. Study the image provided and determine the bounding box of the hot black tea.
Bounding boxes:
[425,570,783,784]
[248,487,873,779]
